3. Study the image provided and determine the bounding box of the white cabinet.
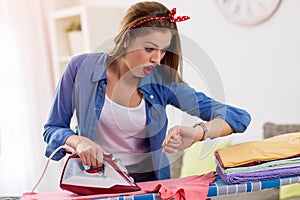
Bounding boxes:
[49,5,124,87]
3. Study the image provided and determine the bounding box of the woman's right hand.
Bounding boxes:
[65,135,104,167]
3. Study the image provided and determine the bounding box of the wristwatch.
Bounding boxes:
[193,122,208,141]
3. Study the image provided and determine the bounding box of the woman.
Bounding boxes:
[43,1,251,182]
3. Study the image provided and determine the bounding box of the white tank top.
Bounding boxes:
[95,95,150,166]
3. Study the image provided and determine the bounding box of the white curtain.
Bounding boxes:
[0,0,63,196]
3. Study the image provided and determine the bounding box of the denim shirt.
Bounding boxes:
[44,53,251,180]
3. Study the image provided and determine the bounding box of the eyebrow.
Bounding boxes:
[144,41,170,49]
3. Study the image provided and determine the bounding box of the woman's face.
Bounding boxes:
[123,30,172,77]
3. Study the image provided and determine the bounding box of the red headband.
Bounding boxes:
[130,8,190,29]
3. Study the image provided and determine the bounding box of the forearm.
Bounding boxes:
[65,134,81,150]
[194,118,234,142]
[163,119,234,153]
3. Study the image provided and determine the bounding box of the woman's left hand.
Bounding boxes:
[162,125,200,153]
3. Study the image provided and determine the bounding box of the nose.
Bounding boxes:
[150,50,162,65]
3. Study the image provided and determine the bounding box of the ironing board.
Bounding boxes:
[91,174,300,199]
[22,174,300,200]
[208,174,300,197]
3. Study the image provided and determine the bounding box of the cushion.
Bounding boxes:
[263,122,300,139]
[264,122,300,200]
[280,184,300,200]
[180,136,232,177]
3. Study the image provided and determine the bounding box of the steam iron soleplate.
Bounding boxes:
[60,154,141,195]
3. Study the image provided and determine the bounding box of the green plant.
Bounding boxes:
[65,22,81,32]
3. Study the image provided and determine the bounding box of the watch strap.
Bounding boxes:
[193,122,208,141]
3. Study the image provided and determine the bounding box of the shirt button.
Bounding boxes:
[150,95,154,99]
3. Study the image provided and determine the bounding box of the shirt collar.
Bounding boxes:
[92,53,108,82]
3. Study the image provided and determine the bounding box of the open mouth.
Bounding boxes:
[143,66,154,76]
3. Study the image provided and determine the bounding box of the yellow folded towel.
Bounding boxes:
[215,132,300,168]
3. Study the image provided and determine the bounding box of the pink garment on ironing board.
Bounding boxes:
[137,172,215,200]
[22,172,215,200]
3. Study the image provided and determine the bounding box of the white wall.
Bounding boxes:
[173,0,300,143]
[92,0,299,143]
[78,0,300,144]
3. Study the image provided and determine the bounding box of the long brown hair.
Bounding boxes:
[108,1,183,82]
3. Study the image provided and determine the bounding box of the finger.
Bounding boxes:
[163,128,177,146]
[165,135,182,146]
[91,151,97,167]
[85,153,92,166]
[165,140,182,148]
[162,139,167,147]
[170,135,182,143]
[163,138,172,147]
[96,151,104,167]
[162,136,171,147]
[163,146,177,154]
[77,149,89,165]
[173,133,182,140]
[164,137,178,147]
[80,155,87,166]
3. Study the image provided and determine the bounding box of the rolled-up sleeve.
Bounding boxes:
[167,82,251,133]
[195,92,251,133]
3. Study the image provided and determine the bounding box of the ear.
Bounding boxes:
[123,33,130,48]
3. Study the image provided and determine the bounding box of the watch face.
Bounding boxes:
[215,0,281,26]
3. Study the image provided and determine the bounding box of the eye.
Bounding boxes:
[145,47,154,52]
[161,49,167,54]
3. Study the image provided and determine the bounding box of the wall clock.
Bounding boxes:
[215,0,281,26]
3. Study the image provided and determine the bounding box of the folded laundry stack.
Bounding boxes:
[214,132,300,184]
